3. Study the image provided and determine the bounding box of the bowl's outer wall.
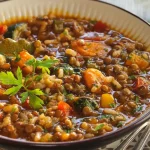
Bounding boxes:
[0,0,150,50]
[0,0,150,149]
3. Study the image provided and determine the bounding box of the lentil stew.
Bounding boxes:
[0,15,149,143]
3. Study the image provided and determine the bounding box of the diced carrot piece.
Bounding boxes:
[16,50,34,74]
[71,40,108,57]
[83,68,106,89]
[58,101,73,116]
[126,53,149,70]
[100,94,115,108]
[0,63,10,70]
[133,77,148,90]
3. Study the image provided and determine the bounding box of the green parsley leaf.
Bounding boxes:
[4,85,22,96]
[36,59,58,68]
[29,93,44,109]
[20,92,29,103]
[0,67,45,110]
[26,58,36,66]
[0,68,23,96]
[40,66,50,74]
[29,89,44,96]
[26,58,58,74]
[95,124,104,131]
[0,70,21,85]
[16,67,22,82]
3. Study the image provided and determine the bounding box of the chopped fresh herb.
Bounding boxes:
[14,52,21,62]
[109,103,116,108]
[67,94,74,101]
[20,92,28,103]
[128,55,132,59]
[34,75,42,81]
[129,75,136,80]
[73,68,81,75]
[95,124,104,131]
[135,105,143,112]
[117,121,124,127]
[26,58,58,74]
[74,97,99,112]
[0,67,22,96]
[44,128,48,133]
[135,96,139,104]
[142,71,146,74]
[62,86,68,96]
[64,129,72,133]
[0,67,45,109]
[101,114,112,119]
[104,48,108,52]
[54,64,74,75]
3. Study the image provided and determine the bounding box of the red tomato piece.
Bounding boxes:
[58,101,73,116]
[93,21,107,32]
[0,25,7,35]
[22,99,31,109]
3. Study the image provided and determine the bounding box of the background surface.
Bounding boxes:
[101,0,150,21]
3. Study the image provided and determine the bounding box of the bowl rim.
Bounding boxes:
[0,0,150,147]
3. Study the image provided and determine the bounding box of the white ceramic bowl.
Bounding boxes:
[0,0,150,149]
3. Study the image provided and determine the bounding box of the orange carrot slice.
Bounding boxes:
[71,40,108,57]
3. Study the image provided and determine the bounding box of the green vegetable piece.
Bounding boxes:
[4,23,27,40]
[95,124,104,131]
[53,20,64,33]
[109,103,116,108]
[67,94,74,101]
[129,75,136,80]
[74,97,99,112]
[135,96,139,104]
[117,121,124,127]
[53,63,74,75]
[0,38,34,56]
